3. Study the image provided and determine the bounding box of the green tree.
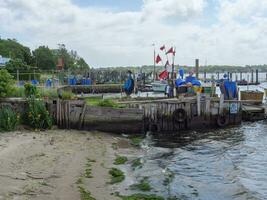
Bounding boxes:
[5,58,33,73]
[0,38,34,65]
[33,46,55,70]
[0,69,15,97]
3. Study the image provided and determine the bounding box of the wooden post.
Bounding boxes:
[256,69,259,84]
[251,69,254,83]
[219,94,224,114]
[211,75,215,97]
[240,72,242,81]
[197,92,201,116]
[195,59,199,79]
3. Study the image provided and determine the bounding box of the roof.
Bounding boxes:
[0,55,10,66]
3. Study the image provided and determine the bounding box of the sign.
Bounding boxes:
[230,103,238,114]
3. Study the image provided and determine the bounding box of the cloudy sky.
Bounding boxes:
[0,0,267,67]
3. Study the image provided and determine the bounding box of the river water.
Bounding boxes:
[123,121,267,200]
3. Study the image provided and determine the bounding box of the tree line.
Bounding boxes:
[0,38,89,73]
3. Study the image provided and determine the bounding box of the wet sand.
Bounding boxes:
[0,129,128,200]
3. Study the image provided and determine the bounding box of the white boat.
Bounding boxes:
[151,80,168,92]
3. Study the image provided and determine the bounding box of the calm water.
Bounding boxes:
[124,122,267,200]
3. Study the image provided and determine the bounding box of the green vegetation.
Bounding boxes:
[85,97,123,108]
[0,38,33,66]
[114,155,128,165]
[84,159,95,178]
[9,86,25,98]
[131,158,142,170]
[0,106,20,132]
[24,97,53,130]
[0,38,89,73]
[33,46,56,70]
[108,168,125,184]
[24,83,38,97]
[78,186,96,200]
[130,178,151,191]
[129,135,144,147]
[0,69,15,97]
[39,88,58,99]
[118,193,164,200]
[61,90,75,100]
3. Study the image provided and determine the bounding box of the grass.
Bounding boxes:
[114,155,128,165]
[85,96,126,108]
[39,88,58,99]
[131,158,142,170]
[84,158,95,178]
[78,186,96,200]
[118,193,164,200]
[130,178,151,191]
[9,86,25,97]
[108,168,125,184]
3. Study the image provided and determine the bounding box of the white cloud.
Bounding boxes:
[0,0,266,67]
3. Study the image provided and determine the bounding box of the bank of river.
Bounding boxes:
[1,122,267,200]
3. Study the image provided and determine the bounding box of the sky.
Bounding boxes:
[0,0,267,67]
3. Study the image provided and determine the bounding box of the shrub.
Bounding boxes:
[24,83,39,97]
[24,97,52,130]
[97,99,118,107]
[0,69,15,97]
[0,106,20,131]
[61,90,74,100]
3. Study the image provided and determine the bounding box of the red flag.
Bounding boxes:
[166,47,174,54]
[160,45,165,51]
[155,54,162,64]
[159,69,168,79]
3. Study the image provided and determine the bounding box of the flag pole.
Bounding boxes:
[164,48,169,70]
[171,46,176,87]
[153,44,156,81]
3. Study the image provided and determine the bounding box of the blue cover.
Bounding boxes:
[185,76,196,83]
[45,79,52,87]
[175,78,186,87]
[31,80,38,85]
[178,69,184,79]
[224,81,237,99]
[124,78,132,90]
[192,80,201,86]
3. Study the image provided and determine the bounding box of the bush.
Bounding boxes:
[0,69,15,97]
[24,97,52,130]
[24,83,39,98]
[0,106,20,131]
[61,90,74,100]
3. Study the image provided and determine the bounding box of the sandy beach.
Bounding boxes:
[0,129,133,200]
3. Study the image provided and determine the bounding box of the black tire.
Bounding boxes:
[173,108,187,123]
[217,115,229,127]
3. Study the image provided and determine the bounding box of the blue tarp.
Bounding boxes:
[185,76,196,83]
[223,81,237,99]
[192,80,201,86]
[45,79,52,87]
[31,80,38,85]
[124,78,132,90]
[178,69,184,79]
[175,78,186,87]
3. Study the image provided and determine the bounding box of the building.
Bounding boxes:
[0,55,11,67]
